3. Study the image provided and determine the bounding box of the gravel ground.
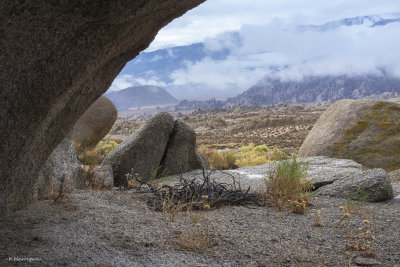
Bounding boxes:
[1,173,399,266]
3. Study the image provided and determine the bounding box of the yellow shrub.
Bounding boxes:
[199,144,287,170]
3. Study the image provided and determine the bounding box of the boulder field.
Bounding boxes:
[0,1,204,213]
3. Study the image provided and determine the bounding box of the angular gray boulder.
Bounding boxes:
[161,120,208,175]
[35,133,83,200]
[101,112,208,186]
[0,1,204,213]
[72,95,117,147]
[102,112,176,185]
[299,99,400,171]
[316,168,394,202]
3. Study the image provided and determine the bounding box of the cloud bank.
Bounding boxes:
[162,16,400,99]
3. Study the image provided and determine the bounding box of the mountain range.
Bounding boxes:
[175,74,400,110]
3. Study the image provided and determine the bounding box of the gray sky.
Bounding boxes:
[148,0,399,50]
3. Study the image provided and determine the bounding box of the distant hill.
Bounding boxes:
[106,86,178,110]
[226,74,400,106]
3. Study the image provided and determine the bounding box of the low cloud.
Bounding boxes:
[167,16,400,99]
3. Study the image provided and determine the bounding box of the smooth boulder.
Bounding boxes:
[298,99,400,171]
[316,168,394,202]
[0,1,203,213]
[161,120,208,175]
[72,95,117,147]
[35,133,83,200]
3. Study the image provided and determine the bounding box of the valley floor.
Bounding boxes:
[109,103,329,155]
[1,173,399,266]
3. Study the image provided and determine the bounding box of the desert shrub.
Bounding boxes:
[73,138,121,167]
[264,158,312,212]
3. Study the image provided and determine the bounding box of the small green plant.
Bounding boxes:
[264,158,312,212]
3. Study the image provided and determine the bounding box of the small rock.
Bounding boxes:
[353,256,382,266]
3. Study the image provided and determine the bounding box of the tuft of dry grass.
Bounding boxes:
[37,178,58,200]
[311,207,324,227]
[335,205,377,258]
[81,165,111,190]
[175,215,213,252]
[73,138,121,167]
[264,158,312,212]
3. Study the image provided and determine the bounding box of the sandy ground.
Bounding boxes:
[1,172,399,267]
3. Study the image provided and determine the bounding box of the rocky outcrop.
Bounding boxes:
[35,133,83,200]
[0,0,204,213]
[101,112,207,186]
[72,95,117,147]
[227,156,393,202]
[161,120,208,175]
[298,99,400,171]
[316,168,393,202]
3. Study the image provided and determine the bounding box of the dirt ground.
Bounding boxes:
[1,173,399,266]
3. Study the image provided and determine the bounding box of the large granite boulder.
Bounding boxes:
[316,168,394,202]
[35,133,83,200]
[102,112,176,186]
[298,99,400,171]
[0,1,204,213]
[161,120,208,175]
[72,95,117,147]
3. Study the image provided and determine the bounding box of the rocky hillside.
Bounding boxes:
[226,74,400,106]
[106,85,178,110]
